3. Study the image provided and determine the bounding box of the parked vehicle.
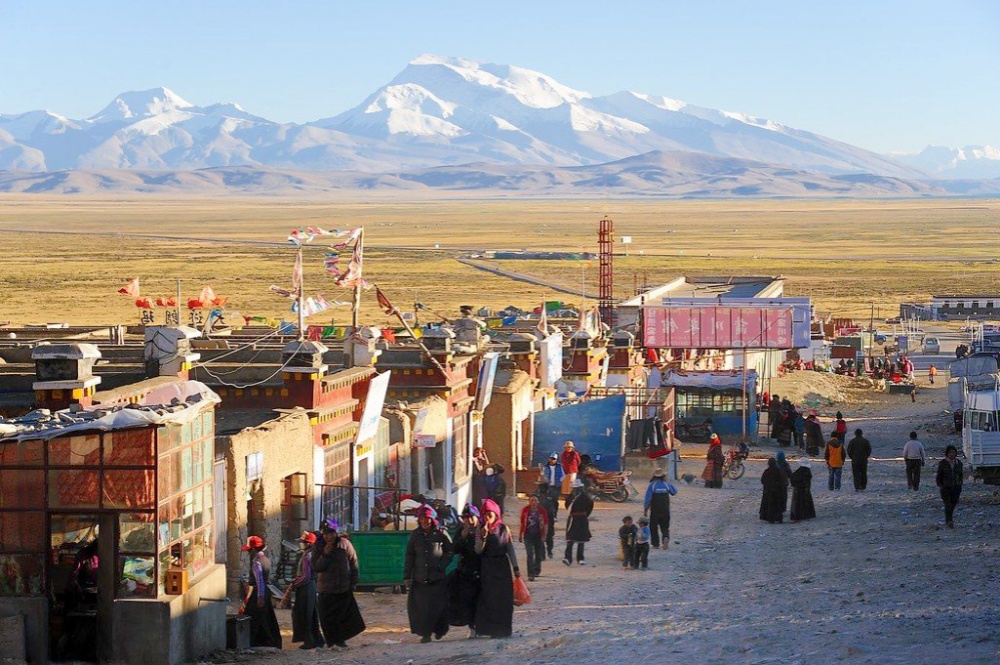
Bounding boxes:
[722,442,750,480]
[581,465,636,502]
[962,381,1000,485]
[923,336,941,354]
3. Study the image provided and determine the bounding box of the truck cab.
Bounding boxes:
[963,386,1000,484]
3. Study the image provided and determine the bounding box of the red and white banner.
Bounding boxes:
[643,306,794,349]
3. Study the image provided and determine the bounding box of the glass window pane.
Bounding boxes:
[158,454,172,501]
[0,440,44,466]
[0,470,45,508]
[181,448,193,490]
[119,555,156,598]
[119,513,156,554]
[204,483,214,527]
[193,488,205,530]
[190,529,212,576]
[103,470,155,509]
[203,439,213,481]
[105,429,155,466]
[49,469,100,508]
[192,443,203,485]
[171,450,182,495]
[49,433,101,466]
[170,496,183,541]
[182,490,195,533]
[0,554,45,596]
[0,511,45,553]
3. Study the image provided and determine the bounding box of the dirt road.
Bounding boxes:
[218,376,1000,665]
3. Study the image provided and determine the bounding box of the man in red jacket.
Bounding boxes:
[560,440,581,494]
[518,494,549,581]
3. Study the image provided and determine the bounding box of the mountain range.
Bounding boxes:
[1,55,999,196]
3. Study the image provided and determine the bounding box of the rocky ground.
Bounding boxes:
[206,371,1000,665]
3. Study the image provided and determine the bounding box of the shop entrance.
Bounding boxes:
[48,513,117,663]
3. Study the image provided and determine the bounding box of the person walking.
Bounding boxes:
[405,505,454,643]
[759,459,786,524]
[792,409,806,450]
[935,445,964,528]
[563,480,593,565]
[805,413,824,456]
[824,435,845,491]
[775,450,793,512]
[475,499,520,639]
[482,464,507,514]
[928,364,938,385]
[643,468,678,550]
[633,517,651,570]
[537,452,563,557]
[618,516,638,569]
[242,535,282,648]
[701,434,725,488]
[789,456,816,522]
[833,411,848,443]
[448,504,482,637]
[560,441,582,495]
[846,428,872,491]
[313,519,365,649]
[281,531,324,650]
[902,431,927,490]
[518,495,548,581]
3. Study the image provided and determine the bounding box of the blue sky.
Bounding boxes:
[1,0,997,153]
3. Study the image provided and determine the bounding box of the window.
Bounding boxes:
[245,452,263,482]
[957,303,965,309]
[988,302,994,309]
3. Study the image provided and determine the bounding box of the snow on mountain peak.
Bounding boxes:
[88,87,194,123]
[405,54,590,109]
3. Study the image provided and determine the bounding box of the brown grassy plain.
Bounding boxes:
[1,196,999,326]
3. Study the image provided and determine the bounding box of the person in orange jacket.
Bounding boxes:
[928,364,938,385]
[824,435,846,491]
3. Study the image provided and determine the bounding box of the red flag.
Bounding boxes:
[134,297,155,309]
[380,328,397,343]
[118,278,139,297]
[155,296,177,307]
[187,298,204,310]
[375,286,397,316]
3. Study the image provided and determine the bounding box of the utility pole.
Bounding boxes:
[869,301,875,368]
[351,228,364,329]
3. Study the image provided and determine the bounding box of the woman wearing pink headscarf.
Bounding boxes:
[474,499,520,638]
[404,504,454,643]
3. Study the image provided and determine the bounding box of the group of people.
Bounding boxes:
[762,393,841,455]
[760,451,816,524]
[242,518,366,651]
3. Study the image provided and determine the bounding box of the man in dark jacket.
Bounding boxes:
[936,445,964,528]
[805,414,824,456]
[313,519,365,649]
[846,428,872,491]
[404,505,454,643]
[563,481,593,565]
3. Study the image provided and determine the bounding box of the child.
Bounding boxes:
[634,517,651,570]
[618,516,637,570]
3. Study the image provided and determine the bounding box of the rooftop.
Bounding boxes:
[620,276,785,307]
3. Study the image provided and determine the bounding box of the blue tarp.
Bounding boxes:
[532,394,626,471]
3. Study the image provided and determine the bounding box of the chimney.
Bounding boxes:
[343,327,382,368]
[144,325,201,379]
[32,342,102,410]
[282,340,330,409]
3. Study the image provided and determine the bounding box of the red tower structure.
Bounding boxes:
[598,216,615,328]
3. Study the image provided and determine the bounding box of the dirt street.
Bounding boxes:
[214,373,1000,665]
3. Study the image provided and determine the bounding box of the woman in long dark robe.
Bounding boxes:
[283,531,323,649]
[242,536,282,648]
[702,434,725,488]
[790,457,817,522]
[404,505,454,643]
[448,504,482,637]
[775,450,793,512]
[474,498,520,639]
[563,481,594,564]
[759,459,786,524]
[313,520,366,648]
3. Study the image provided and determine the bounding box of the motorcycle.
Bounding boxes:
[581,465,637,503]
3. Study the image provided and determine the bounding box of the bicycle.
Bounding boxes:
[722,442,750,480]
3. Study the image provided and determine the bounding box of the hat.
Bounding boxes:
[564,440,575,448]
[241,535,263,551]
[415,504,438,521]
[485,466,495,476]
[799,456,811,468]
[461,504,480,518]
[651,468,666,478]
[322,518,340,533]
[549,452,559,460]
[299,531,317,544]
[638,516,649,525]
[836,411,843,419]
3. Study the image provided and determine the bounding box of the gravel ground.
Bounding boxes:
[202,374,1000,665]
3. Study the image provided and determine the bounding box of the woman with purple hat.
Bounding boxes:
[313,518,366,649]
[404,504,454,643]
[280,530,324,649]
[448,504,483,637]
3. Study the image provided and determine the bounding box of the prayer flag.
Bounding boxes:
[155,296,177,307]
[118,278,139,297]
[375,286,397,316]
[269,285,295,299]
[134,297,155,309]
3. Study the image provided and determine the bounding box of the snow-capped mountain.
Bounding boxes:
[0,57,983,183]
[896,145,1000,179]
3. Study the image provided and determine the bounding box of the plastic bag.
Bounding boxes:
[513,576,531,606]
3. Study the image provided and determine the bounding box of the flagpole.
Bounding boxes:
[377,286,448,376]
[352,229,363,330]
[297,246,305,341]
[176,279,182,327]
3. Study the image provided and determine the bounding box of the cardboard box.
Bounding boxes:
[165,569,189,595]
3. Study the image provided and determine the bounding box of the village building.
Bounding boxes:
[0,344,224,664]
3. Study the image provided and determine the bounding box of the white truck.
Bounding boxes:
[962,382,1000,485]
